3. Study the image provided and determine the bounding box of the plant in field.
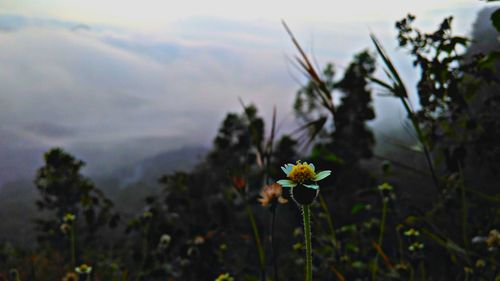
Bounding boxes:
[214,272,234,281]
[277,161,331,281]
[62,213,77,269]
[258,183,288,207]
[75,263,92,281]
[34,148,119,244]
[61,272,78,281]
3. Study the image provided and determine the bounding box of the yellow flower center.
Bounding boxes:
[288,162,316,183]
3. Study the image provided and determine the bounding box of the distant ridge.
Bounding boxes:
[108,146,208,188]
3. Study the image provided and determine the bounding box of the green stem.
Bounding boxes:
[30,256,37,281]
[245,203,266,280]
[270,206,279,281]
[302,205,312,281]
[372,198,388,280]
[401,98,440,191]
[70,222,76,269]
[458,165,470,255]
[318,194,338,252]
[419,261,426,281]
[136,221,151,281]
[378,199,388,247]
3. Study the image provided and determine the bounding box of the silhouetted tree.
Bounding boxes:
[34,148,118,243]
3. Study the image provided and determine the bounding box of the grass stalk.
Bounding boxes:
[70,221,76,269]
[458,165,470,254]
[245,203,266,280]
[318,193,339,251]
[372,197,389,279]
[419,261,426,281]
[136,220,151,281]
[270,206,279,281]
[369,34,440,191]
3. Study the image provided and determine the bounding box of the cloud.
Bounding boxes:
[24,122,76,138]
[0,6,486,183]
[0,15,303,182]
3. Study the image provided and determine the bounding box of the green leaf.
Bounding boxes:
[491,8,500,32]
[370,34,408,98]
[350,203,367,214]
[351,261,365,269]
[478,51,500,69]
[345,242,360,253]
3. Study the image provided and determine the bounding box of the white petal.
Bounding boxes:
[314,170,331,181]
[282,163,294,176]
[308,163,315,172]
[277,179,297,188]
[281,166,288,175]
[303,183,319,190]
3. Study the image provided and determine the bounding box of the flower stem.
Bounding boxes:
[372,198,388,279]
[318,193,338,251]
[458,164,470,254]
[245,203,266,280]
[70,221,76,269]
[302,205,312,281]
[270,205,279,281]
[136,221,151,281]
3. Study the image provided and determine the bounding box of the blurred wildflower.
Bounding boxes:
[293,242,303,251]
[63,213,76,223]
[378,182,393,191]
[258,183,288,207]
[239,234,252,241]
[9,269,20,281]
[471,236,487,243]
[395,262,410,271]
[158,234,171,249]
[206,230,217,239]
[475,259,486,268]
[60,223,71,235]
[141,211,153,220]
[351,261,365,269]
[61,272,78,281]
[75,263,92,274]
[231,176,246,190]
[486,229,500,249]
[378,182,396,201]
[464,267,474,274]
[214,273,234,281]
[404,228,420,237]
[293,228,303,237]
[194,235,205,245]
[340,255,350,263]
[473,229,500,251]
[408,242,424,251]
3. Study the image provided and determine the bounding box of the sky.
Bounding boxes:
[0,0,497,182]
[0,0,475,29]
